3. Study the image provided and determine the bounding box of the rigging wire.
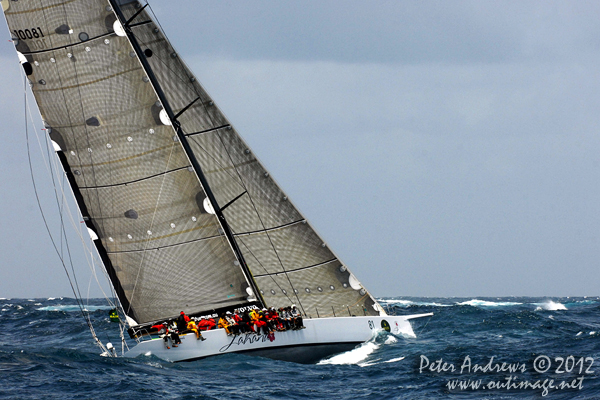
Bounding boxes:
[137,5,266,309]
[24,84,121,315]
[23,74,118,356]
[21,0,123,349]
[49,1,129,350]
[22,74,98,341]
[213,133,307,315]
[143,3,306,312]
[148,0,388,320]
[126,140,180,316]
[55,2,108,311]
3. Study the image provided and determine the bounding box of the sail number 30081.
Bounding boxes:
[14,28,45,40]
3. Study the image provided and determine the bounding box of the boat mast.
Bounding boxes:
[108,0,266,309]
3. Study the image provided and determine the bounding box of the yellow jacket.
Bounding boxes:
[218,317,229,329]
[187,321,198,330]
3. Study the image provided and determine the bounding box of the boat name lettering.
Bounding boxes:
[236,305,259,312]
[219,333,271,352]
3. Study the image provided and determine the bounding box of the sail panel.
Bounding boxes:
[234,222,333,275]
[123,7,384,317]
[5,0,115,54]
[79,168,222,253]
[187,128,306,231]
[255,260,380,318]
[130,23,228,131]
[111,237,250,323]
[4,0,383,321]
[28,38,192,188]
[2,0,253,324]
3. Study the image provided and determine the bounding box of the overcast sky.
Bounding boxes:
[1,1,599,299]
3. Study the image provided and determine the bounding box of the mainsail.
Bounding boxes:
[2,0,383,326]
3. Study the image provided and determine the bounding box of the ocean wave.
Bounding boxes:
[457,299,523,307]
[378,299,451,307]
[567,300,596,306]
[384,336,398,344]
[37,305,114,312]
[384,356,406,363]
[533,301,567,311]
[317,342,379,365]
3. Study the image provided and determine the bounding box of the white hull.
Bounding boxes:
[124,313,432,363]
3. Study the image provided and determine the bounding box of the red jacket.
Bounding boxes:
[151,324,168,334]
[197,318,216,331]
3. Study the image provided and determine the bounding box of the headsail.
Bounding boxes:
[2,0,384,324]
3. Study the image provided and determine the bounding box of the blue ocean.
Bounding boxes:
[1,297,599,399]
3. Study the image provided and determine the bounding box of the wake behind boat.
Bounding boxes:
[1,0,431,363]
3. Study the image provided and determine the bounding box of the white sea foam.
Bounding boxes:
[358,358,382,367]
[573,300,596,305]
[378,299,451,307]
[457,299,522,307]
[37,305,113,312]
[416,302,451,307]
[47,297,56,301]
[379,299,413,305]
[385,356,406,363]
[534,301,567,311]
[385,336,398,344]
[590,331,596,335]
[318,342,379,365]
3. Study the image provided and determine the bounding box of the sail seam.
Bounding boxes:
[253,258,338,277]
[184,125,230,137]
[211,123,306,313]
[187,134,258,183]
[234,234,297,305]
[105,231,222,254]
[130,19,266,308]
[18,22,152,55]
[33,67,143,92]
[73,144,181,168]
[232,219,305,237]
[5,0,78,15]
[77,165,188,189]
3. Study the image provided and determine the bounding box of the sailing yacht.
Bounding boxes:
[2,0,431,363]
